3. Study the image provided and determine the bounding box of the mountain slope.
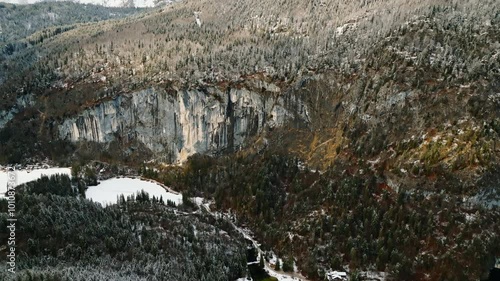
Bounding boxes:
[0,2,147,45]
[0,0,499,280]
[1,0,498,167]
[0,190,247,281]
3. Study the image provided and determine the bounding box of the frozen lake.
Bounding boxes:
[0,169,181,207]
[86,177,182,206]
[0,167,71,198]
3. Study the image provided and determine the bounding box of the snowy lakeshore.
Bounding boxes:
[0,167,71,198]
[86,177,182,206]
[0,166,336,281]
[0,167,181,207]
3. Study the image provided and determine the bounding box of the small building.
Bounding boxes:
[326,271,348,281]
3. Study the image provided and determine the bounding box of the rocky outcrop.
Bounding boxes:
[0,94,35,129]
[57,86,309,163]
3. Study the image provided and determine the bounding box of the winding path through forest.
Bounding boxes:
[197,200,311,281]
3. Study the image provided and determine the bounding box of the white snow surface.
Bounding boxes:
[326,270,348,280]
[0,167,71,198]
[86,177,182,206]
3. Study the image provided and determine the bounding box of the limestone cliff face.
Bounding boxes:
[57,86,309,163]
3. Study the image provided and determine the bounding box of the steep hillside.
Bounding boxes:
[0,0,499,280]
[0,183,247,281]
[0,1,149,86]
[1,0,498,163]
[0,2,147,45]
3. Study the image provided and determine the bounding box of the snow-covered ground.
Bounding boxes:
[326,270,347,281]
[86,177,182,206]
[324,269,387,281]
[0,167,71,198]
[197,202,310,281]
[0,167,182,206]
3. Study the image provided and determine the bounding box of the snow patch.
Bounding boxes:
[326,270,347,281]
[194,12,202,27]
[0,167,71,198]
[85,177,182,206]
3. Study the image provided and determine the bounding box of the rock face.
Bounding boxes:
[57,86,309,163]
[0,94,34,129]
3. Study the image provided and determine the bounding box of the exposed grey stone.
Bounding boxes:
[57,87,309,163]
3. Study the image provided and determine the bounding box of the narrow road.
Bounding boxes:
[197,200,311,281]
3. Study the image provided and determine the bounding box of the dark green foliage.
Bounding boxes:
[248,263,271,281]
[83,167,98,186]
[282,258,294,272]
[275,258,281,271]
[349,271,361,281]
[21,174,77,197]
[0,193,247,281]
[167,152,500,280]
[139,164,159,178]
